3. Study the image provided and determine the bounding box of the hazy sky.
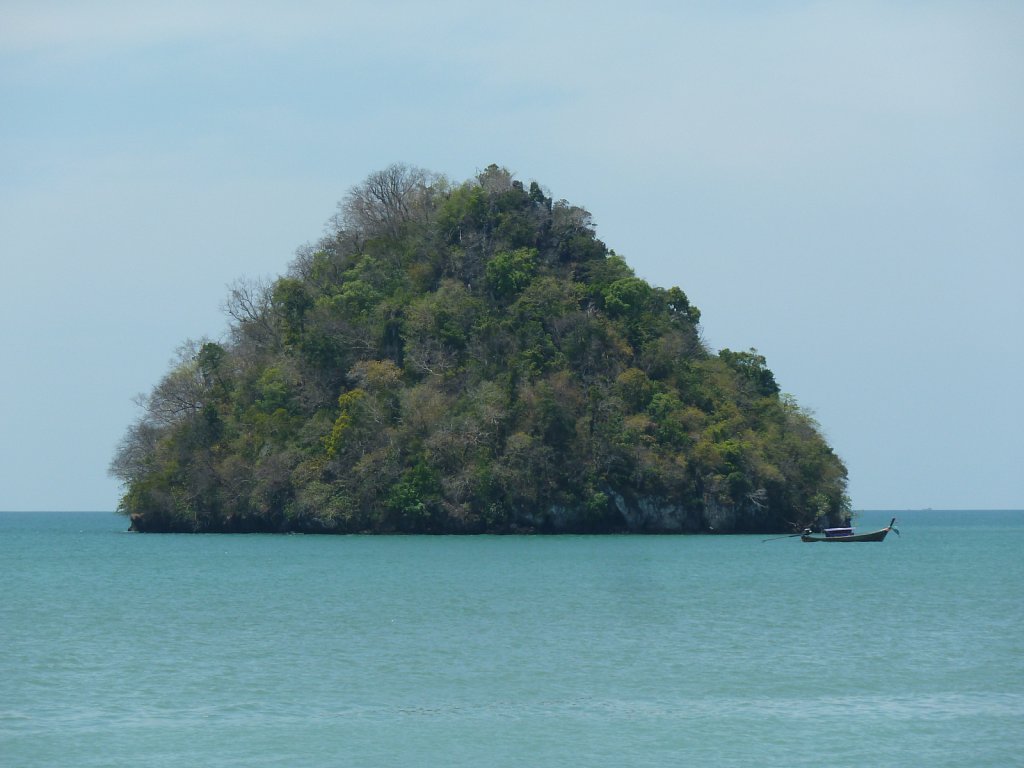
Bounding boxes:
[2,1,1021,511]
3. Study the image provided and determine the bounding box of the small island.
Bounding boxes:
[111,164,850,534]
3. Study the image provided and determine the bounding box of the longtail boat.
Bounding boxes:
[800,517,899,543]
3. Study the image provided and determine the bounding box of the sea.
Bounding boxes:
[1,510,1021,768]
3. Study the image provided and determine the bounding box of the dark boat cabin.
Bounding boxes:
[823,527,854,538]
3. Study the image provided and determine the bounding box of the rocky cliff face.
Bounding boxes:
[608,491,703,533]
[520,491,768,534]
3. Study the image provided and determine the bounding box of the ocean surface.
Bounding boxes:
[1,510,1021,767]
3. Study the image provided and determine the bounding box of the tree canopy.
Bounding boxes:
[111,163,850,534]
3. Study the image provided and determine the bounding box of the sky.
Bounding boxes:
[2,1,1021,511]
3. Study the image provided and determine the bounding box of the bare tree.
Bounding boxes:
[108,419,161,485]
[476,163,515,194]
[223,276,279,349]
[337,164,445,240]
[144,341,208,426]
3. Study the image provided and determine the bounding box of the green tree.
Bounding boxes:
[719,348,780,397]
[272,278,313,347]
[485,247,538,299]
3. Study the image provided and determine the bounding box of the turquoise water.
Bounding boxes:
[2,510,1021,767]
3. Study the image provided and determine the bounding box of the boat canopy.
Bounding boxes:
[824,527,854,538]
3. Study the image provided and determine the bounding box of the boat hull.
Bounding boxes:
[801,527,890,543]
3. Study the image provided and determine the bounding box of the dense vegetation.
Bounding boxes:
[111,164,850,534]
